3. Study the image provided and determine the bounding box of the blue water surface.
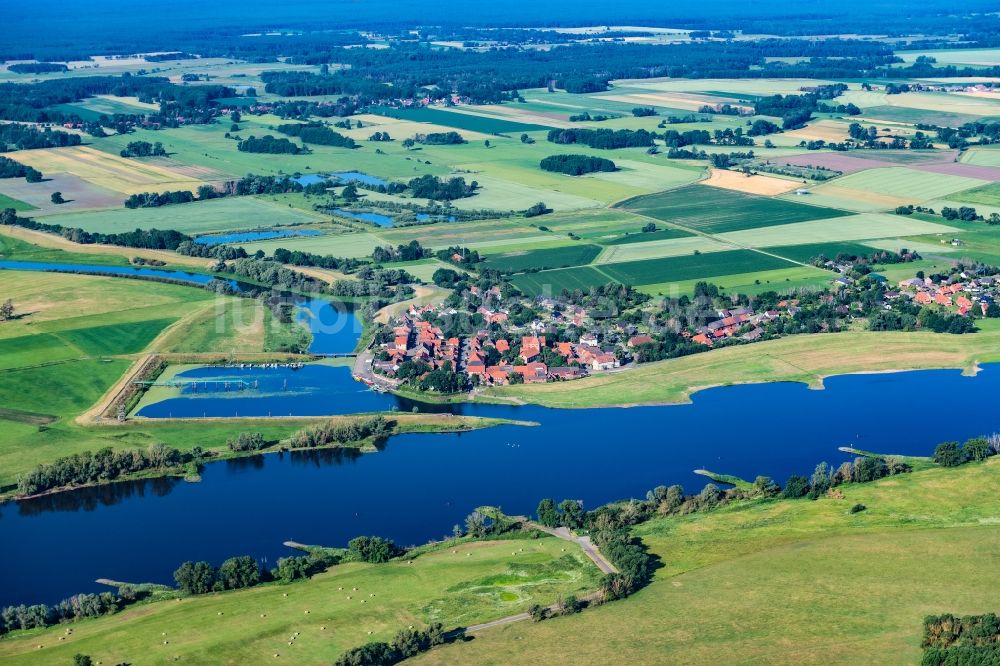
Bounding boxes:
[194,229,322,245]
[333,208,394,227]
[4,364,999,607]
[0,260,237,289]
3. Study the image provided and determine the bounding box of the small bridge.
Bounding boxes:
[133,379,256,390]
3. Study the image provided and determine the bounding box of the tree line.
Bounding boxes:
[0,155,42,181]
[1,207,190,249]
[0,122,81,151]
[277,121,357,148]
[236,134,306,154]
[16,443,195,496]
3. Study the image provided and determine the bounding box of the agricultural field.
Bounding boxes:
[598,249,796,285]
[480,244,603,272]
[621,185,849,234]
[3,145,213,196]
[47,196,326,234]
[0,192,35,211]
[373,106,551,133]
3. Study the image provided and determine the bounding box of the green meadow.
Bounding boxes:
[621,185,850,233]
[0,535,601,665]
[415,459,1000,665]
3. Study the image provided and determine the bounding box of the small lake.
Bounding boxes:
[4,365,1000,607]
[194,229,322,245]
[334,208,394,227]
[293,172,387,187]
[415,213,457,222]
[298,299,364,355]
[0,260,238,289]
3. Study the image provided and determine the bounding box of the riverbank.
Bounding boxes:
[3,455,997,664]
[479,325,1000,409]
[1,413,528,503]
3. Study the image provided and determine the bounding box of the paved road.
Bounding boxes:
[526,522,618,574]
[466,612,531,633]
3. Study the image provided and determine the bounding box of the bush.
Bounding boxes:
[850,503,866,514]
[347,536,400,563]
[933,441,967,467]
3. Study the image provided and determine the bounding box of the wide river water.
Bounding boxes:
[1,270,998,608]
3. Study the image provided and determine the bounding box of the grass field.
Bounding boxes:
[762,241,880,263]
[415,459,1000,665]
[715,212,956,248]
[510,265,613,296]
[621,185,849,234]
[481,244,603,272]
[373,106,551,133]
[951,181,1000,207]
[0,535,601,665]
[46,197,325,234]
[0,192,36,211]
[598,249,795,285]
[484,324,1000,408]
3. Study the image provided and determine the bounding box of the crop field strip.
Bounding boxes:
[480,244,603,272]
[620,185,851,234]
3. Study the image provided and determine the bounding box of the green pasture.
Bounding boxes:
[823,167,988,201]
[598,249,796,286]
[762,241,880,263]
[637,265,832,296]
[510,265,614,296]
[595,235,731,264]
[480,244,603,272]
[621,185,849,233]
[961,146,1000,167]
[415,460,1000,665]
[373,106,551,133]
[602,227,693,245]
[951,182,1000,207]
[0,536,600,666]
[0,192,37,211]
[715,213,956,248]
[48,196,325,234]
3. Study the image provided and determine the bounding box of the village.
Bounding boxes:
[367,257,1000,391]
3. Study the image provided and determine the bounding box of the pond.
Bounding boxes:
[0,260,239,289]
[333,208,394,227]
[194,229,322,245]
[4,364,999,607]
[292,172,388,188]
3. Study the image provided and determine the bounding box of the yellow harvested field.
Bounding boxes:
[782,119,851,143]
[700,168,801,195]
[5,146,212,195]
[93,94,160,111]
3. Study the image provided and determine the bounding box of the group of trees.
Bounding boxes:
[119,140,166,158]
[1,207,191,249]
[286,415,391,449]
[1,591,133,637]
[236,134,305,154]
[0,155,42,181]
[124,189,195,208]
[413,131,465,146]
[539,154,617,175]
[222,257,321,291]
[932,436,997,467]
[334,623,451,666]
[277,122,357,148]
[547,128,655,150]
[407,175,477,201]
[174,556,261,594]
[372,240,428,264]
[0,122,81,151]
[16,444,192,496]
[922,613,1000,665]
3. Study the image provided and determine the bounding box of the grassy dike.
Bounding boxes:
[480,323,1000,408]
[414,458,1000,665]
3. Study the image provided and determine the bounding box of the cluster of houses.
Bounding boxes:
[372,300,641,386]
[896,275,996,316]
[690,306,786,346]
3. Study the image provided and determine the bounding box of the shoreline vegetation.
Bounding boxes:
[1,413,526,503]
[1,445,995,664]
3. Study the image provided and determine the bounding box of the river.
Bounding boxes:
[2,264,998,608]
